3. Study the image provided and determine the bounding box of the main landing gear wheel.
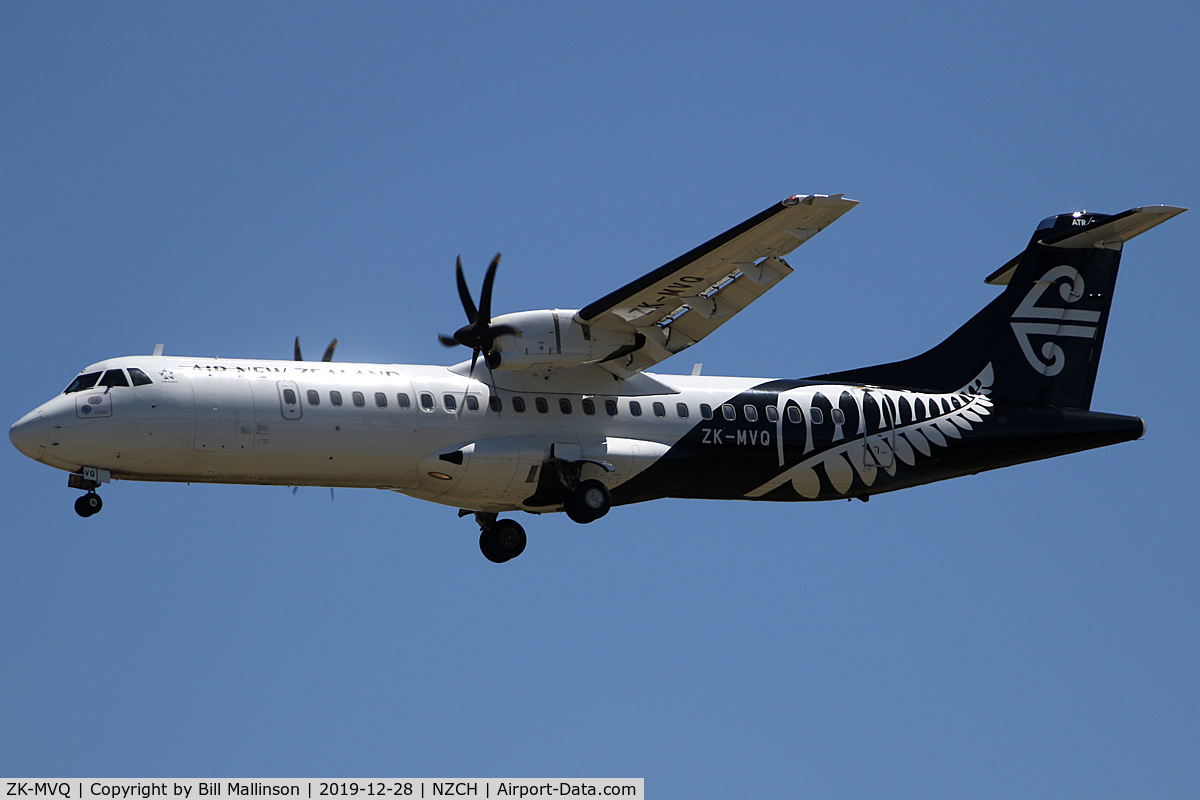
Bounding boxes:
[564,479,611,524]
[479,519,527,563]
[74,492,102,518]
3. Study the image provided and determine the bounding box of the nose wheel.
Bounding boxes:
[74,492,103,517]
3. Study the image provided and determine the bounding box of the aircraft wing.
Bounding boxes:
[576,193,857,377]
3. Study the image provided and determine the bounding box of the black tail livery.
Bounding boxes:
[810,206,1185,409]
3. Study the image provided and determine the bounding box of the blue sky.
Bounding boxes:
[2,2,1198,796]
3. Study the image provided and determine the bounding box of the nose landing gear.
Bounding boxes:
[68,470,106,517]
[74,492,102,517]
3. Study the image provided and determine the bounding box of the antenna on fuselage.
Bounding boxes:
[153,344,164,356]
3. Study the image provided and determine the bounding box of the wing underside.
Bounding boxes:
[577,193,857,376]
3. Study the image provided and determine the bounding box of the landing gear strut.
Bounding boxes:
[74,492,102,517]
[472,512,527,563]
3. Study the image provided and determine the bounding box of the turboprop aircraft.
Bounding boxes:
[9,194,1185,562]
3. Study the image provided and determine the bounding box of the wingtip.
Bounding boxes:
[784,193,859,208]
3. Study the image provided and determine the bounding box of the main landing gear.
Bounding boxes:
[472,512,527,563]
[463,461,613,563]
[564,479,611,524]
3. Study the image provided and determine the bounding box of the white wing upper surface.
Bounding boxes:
[577,193,857,377]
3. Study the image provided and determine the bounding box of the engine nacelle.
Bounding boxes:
[486,309,639,371]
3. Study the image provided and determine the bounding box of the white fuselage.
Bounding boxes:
[12,355,765,513]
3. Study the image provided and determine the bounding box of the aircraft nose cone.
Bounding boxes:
[10,410,48,461]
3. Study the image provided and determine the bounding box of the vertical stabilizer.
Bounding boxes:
[807,206,1185,409]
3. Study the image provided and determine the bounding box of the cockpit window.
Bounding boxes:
[128,367,153,386]
[99,369,130,387]
[64,372,101,394]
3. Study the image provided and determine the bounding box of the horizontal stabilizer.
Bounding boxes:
[986,205,1187,286]
[1040,205,1187,249]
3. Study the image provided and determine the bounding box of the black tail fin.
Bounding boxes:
[807,205,1185,409]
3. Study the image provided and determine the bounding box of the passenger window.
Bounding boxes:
[420,392,435,410]
[629,401,642,417]
[444,394,457,411]
[331,390,343,407]
[375,392,387,408]
[64,372,102,394]
[489,396,502,412]
[676,403,689,418]
[721,404,736,421]
[128,368,153,386]
[352,391,365,408]
[397,393,411,409]
[307,390,320,406]
[831,408,845,425]
[604,399,618,416]
[810,408,824,424]
[512,397,526,412]
[283,388,297,405]
[787,406,802,424]
[766,406,778,422]
[535,397,548,413]
[653,402,665,417]
[582,399,596,415]
[700,403,713,420]
[743,405,758,422]
[99,369,130,388]
[466,396,479,412]
[559,398,572,414]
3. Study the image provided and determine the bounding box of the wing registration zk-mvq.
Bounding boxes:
[10,193,1184,562]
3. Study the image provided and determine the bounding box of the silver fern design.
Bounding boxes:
[747,364,995,499]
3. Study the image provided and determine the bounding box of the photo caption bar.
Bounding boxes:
[2,780,642,800]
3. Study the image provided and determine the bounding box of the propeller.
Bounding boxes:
[294,337,339,362]
[439,254,516,378]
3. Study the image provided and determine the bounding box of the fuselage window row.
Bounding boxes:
[68,371,817,428]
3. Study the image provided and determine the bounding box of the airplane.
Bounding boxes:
[9,194,1185,562]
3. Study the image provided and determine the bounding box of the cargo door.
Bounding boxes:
[193,375,256,452]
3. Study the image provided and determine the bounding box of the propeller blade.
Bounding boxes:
[486,323,517,341]
[468,348,481,381]
[322,338,338,362]
[294,337,303,362]
[478,253,501,324]
[455,256,478,324]
[439,333,462,347]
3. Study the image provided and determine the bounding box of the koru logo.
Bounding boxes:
[1010,266,1101,376]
